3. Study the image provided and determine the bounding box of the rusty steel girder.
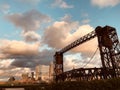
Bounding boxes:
[56,67,120,82]
[54,26,120,82]
[59,30,96,54]
[96,26,120,78]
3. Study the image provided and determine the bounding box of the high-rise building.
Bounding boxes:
[31,72,35,80]
[49,61,54,81]
[22,73,28,79]
[21,73,29,81]
[35,65,41,80]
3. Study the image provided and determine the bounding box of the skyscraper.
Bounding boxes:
[49,61,54,81]
[35,65,41,80]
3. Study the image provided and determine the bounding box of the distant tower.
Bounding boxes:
[31,72,34,79]
[49,62,54,81]
[35,65,41,80]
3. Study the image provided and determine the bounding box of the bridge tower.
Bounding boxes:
[96,26,120,78]
[54,52,63,80]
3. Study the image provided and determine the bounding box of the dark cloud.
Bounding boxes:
[6,9,51,32]
[10,49,55,68]
[22,31,40,42]
[5,9,51,42]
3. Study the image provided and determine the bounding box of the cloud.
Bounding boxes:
[22,31,41,42]
[6,10,51,32]
[52,0,73,8]
[0,59,14,69]
[10,49,54,68]
[0,67,32,81]
[0,39,55,69]
[0,3,10,14]
[43,19,98,58]
[64,53,101,71]
[61,14,72,22]
[43,21,79,49]
[81,19,90,24]
[91,0,120,8]
[0,40,39,58]
[5,10,51,42]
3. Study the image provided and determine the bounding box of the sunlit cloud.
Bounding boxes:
[43,19,97,57]
[91,0,120,8]
[0,39,40,58]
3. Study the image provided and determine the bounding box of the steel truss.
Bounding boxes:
[56,67,118,82]
[54,26,120,82]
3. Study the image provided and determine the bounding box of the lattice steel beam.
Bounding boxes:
[54,26,120,82]
[59,30,96,54]
[56,67,119,82]
[96,26,120,78]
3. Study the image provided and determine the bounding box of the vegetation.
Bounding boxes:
[46,78,120,90]
[0,78,120,90]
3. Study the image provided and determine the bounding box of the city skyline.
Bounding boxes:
[0,0,120,81]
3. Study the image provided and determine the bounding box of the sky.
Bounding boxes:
[0,0,120,81]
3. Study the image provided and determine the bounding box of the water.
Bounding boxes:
[5,88,24,90]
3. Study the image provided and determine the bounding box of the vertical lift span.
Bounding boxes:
[54,26,120,81]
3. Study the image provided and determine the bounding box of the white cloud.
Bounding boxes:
[0,39,40,58]
[65,25,98,56]
[91,0,120,8]
[64,53,101,71]
[43,19,98,58]
[0,39,54,68]
[52,0,73,8]
[0,59,14,68]
[43,21,79,49]
[0,3,10,14]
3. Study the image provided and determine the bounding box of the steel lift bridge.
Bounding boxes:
[54,26,120,82]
